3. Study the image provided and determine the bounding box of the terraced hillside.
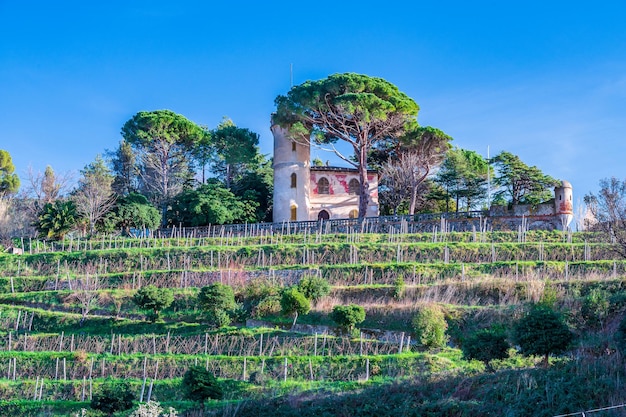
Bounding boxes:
[0,229,625,416]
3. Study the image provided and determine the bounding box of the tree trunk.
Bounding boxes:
[292,311,298,329]
[357,145,370,219]
[409,188,417,216]
[543,353,549,368]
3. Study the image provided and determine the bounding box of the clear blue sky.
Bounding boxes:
[1,1,625,206]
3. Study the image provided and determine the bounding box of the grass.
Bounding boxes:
[0,231,624,415]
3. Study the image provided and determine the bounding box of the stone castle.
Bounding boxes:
[271,124,379,222]
[271,121,574,231]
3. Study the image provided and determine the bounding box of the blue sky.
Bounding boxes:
[1,1,625,206]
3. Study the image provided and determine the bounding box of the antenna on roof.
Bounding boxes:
[290,63,293,88]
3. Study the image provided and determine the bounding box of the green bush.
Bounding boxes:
[393,275,405,299]
[133,285,174,322]
[581,288,609,329]
[297,275,331,303]
[241,279,282,318]
[280,287,310,327]
[412,304,448,349]
[182,366,224,402]
[36,200,77,240]
[330,304,366,334]
[462,327,510,367]
[513,305,574,367]
[198,283,237,328]
[90,378,135,415]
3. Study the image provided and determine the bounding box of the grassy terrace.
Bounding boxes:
[0,230,624,416]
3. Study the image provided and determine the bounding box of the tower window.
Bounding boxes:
[291,173,297,188]
[290,205,297,221]
[348,179,360,195]
[318,177,330,194]
[292,141,296,152]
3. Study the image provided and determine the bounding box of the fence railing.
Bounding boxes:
[155,211,493,238]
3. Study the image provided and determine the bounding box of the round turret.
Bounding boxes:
[554,180,574,229]
[271,123,310,222]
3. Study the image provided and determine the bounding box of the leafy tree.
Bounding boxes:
[73,155,116,235]
[462,327,510,369]
[103,192,161,235]
[230,156,274,222]
[585,177,626,258]
[274,73,419,218]
[280,286,310,328]
[513,305,574,367]
[330,304,366,334]
[376,126,451,215]
[90,378,135,415]
[198,283,237,328]
[0,150,20,196]
[436,148,488,212]
[491,151,558,206]
[412,304,448,349]
[122,110,203,225]
[192,129,212,185]
[210,119,261,190]
[182,366,223,402]
[107,139,138,196]
[133,285,174,322]
[297,275,331,303]
[36,200,77,240]
[167,181,253,226]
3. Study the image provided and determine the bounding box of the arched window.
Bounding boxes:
[318,210,330,220]
[349,209,358,219]
[291,173,297,188]
[290,205,297,221]
[318,177,330,194]
[348,179,360,195]
[292,141,296,152]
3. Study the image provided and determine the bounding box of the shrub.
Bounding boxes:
[330,304,366,334]
[513,305,574,367]
[133,285,174,322]
[393,275,406,299]
[90,378,135,415]
[36,200,77,240]
[253,294,281,318]
[241,279,282,318]
[412,304,448,349]
[198,283,237,328]
[182,366,224,402]
[280,287,310,327]
[297,275,331,303]
[102,192,161,235]
[462,327,510,368]
[581,288,609,329]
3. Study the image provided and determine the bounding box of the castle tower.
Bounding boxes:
[554,180,574,230]
[271,123,310,222]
